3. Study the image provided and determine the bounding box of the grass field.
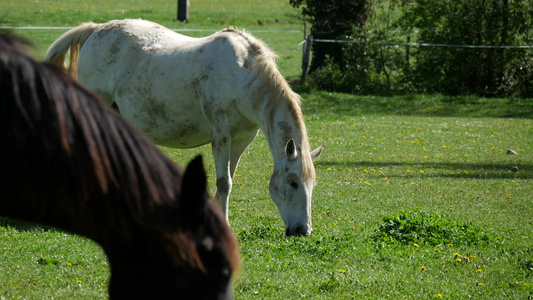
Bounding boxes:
[1,1,532,299]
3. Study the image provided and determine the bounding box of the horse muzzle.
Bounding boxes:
[285,224,311,237]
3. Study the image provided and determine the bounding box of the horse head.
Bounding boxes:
[108,156,240,299]
[269,140,324,236]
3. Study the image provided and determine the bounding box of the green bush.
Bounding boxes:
[372,209,498,246]
[305,0,533,97]
[395,0,533,97]
[290,0,370,73]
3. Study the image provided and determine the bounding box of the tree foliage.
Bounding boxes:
[297,0,533,97]
[395,0,533,96]
[290,0,370,73]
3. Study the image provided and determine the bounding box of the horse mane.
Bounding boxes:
[220,28,316,182]
[0,31,239,273]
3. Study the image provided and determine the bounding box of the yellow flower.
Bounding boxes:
[456,258,462,262]
[413,243,419,248]
[420,266,427,271]
[434,249,441,253]
[476,269,482,273]
[447,244,453,247]
[338,270,346,273]
[435,294,443,298]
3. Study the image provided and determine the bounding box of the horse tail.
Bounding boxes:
[44,22,99,80]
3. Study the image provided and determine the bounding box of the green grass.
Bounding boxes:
[1,1,533,299]
[0,0,304,77]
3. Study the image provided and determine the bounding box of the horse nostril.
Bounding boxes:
[285,225,308,237]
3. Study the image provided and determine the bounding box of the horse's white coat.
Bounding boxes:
[46,19,323,235]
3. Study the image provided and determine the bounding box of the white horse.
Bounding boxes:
[45,19,324,236]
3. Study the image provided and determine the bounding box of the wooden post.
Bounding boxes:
[177,0,189,22]
[301,22,307,61]
[300,34,313,83]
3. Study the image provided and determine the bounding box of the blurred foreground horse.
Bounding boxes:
[0,32,239,299]
[46,19,324,236]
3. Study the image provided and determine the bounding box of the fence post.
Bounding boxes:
[301,22,307,61]
[177,0,189,22]
[300,34,313,83]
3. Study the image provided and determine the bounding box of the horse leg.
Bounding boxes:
[228,132,258,179]
[211,131,233,222]
[211,131,258,223]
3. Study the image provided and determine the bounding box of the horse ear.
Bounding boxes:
[310,144,325,161]
[180,155,208,221]
[285,139,297,161]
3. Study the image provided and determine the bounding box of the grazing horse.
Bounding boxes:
[45,19,324,236]
[0,32,239,299]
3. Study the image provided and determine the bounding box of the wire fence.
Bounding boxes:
[310,37,533,49]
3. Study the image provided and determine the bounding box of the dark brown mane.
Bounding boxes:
[0,31,239,298]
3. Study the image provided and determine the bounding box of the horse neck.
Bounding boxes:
[257,98,309,163]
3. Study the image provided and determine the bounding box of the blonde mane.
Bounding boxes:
[221,28,316,182]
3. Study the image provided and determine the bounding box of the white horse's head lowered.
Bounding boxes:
[45,19,323,236]
[269,140,323,236]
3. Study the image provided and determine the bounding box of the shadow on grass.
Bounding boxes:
[301,92,533,119]
[0,217,59,232]
[320,160,532,179]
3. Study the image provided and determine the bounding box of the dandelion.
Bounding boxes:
[434,249,441,253]
[420,266,427,271]
[456,258,462,262]
[338,270,346,273]
[413,243,419,248]
[453,253,461,257]
[77,280,82,284]
[435,294,443,298]
[448,244,453,247]
[477,282,485,286]
[476,269,482,273]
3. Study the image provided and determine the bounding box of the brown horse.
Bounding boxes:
[0,32,239,299]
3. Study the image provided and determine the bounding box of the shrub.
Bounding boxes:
[303,0,533,97]
[394,0,533,97]
[372,209,497,246]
